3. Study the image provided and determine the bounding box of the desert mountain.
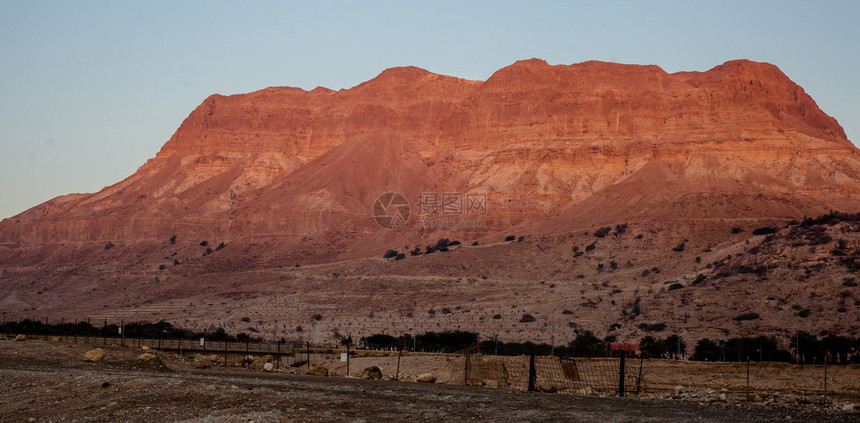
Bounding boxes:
[1,59,858,344]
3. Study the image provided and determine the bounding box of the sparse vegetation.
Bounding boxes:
[594,226,611,238]
[638,322,666,332]
[752,227,778,236]
[733,313,760,321]
[519,314,536,323]
[505,235,516,242]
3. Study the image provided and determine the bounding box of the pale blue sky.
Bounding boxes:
[1,1,858,219]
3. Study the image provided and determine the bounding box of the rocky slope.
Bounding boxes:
[1,59,858,344]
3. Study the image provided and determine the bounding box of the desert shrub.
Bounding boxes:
[731,227,744,234]
[158,264,167,270]
[311,314,323,321]
[492,314,502,319]
[585,242,596,252]
[505,235,516,242]
[517,236,524,242]
[638,322,666,332]
[169,235,177,245]
[394,253,406,260]
[104,242,114,250]
[240,317,251,322]
[383,249,398,259]
[668,283,684,291]
[610,261,618,270]
[173,259,180,266]
[733,313,759,321]
[200,241,208,246]
[691,274,707,285]
[594,227,612,238]
[672,242,686,252]
[472,241,479,246]
[561,309,573,315]
[797,309,811,318]
[614,224,628,236]
[597,263,604,271]
[519,314,536,323]
[752,227,778,236]
[216,242,226,251]
[410,246,422,256]
[843,278,858,287]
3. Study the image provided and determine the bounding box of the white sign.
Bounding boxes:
[200,338,205,347]
[340,353,347,362]
[118,327,122,335]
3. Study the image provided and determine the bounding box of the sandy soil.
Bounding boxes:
[1,339,857,422]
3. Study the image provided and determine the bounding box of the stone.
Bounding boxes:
[14,334,26,341]
[307,366,329,377]
[83,348,105,362]
[263,362,274,372]
[194,354,212,369]
[141,345,151,351]
[843,403,855,412]
[718,393,727,402]
[51,336,61,342]
[416,373,436,383]
[359,366,382,380]
[138,353,157,361]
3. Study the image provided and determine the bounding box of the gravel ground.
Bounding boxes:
[1,339,857,422]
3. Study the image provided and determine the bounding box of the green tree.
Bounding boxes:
[694,339,720,361]
[639,336,664,358]
[663,334,686,359]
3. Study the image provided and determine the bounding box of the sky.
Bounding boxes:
[1,1,858,219]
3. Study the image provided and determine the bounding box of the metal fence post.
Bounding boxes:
[464,350,470,386]
[824,350,828,403]
[528,350,536,392]
[619,352,626,397]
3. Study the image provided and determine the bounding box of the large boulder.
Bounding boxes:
[14,334,26,341]
[138,353,157,361]
[416,373,436,383]
[307,366,329,377]
[194,354,212,369]
[360,366,383,380]
[83,348,105,362]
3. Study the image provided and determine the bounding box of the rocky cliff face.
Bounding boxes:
[1,59,858,249]
[2,59,859,342]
